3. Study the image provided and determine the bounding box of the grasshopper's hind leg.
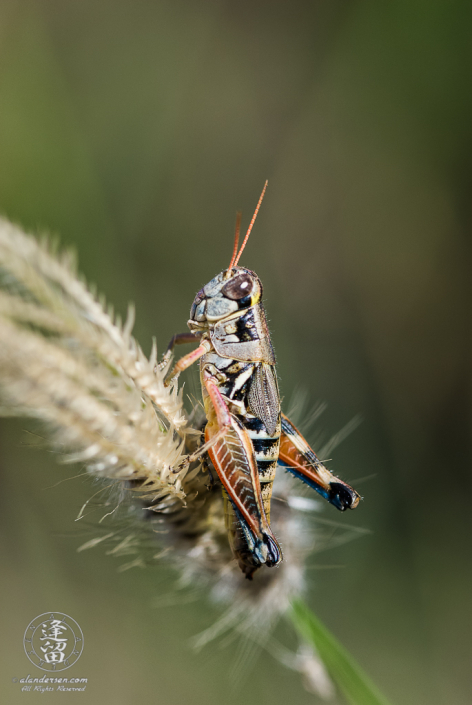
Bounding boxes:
[279,413,361,511]
[203,372,282,574]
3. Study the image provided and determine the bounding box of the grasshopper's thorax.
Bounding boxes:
[189,266,281,524]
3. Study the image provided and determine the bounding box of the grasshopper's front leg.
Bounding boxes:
[159,331,203,371]
[159,330,203,383]
[279,413,361,511]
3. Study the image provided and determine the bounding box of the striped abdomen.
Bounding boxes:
[239,413,281,523]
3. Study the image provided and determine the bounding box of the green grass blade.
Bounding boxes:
[290,599,392,705]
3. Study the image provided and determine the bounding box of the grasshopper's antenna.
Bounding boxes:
[228,211,242,271]
[233,180,268,267]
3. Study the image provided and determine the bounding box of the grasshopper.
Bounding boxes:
[163,182,360,578]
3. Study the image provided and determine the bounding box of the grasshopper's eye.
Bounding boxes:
[222,273,253,300]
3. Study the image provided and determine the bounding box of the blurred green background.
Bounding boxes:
[0,1,470,703]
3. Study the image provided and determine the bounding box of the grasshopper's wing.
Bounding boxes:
[247,362,280,436]
[205,415,281,567]
[279,413,360,511]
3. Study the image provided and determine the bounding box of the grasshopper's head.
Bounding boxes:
[188,267,262,329]
[188,182,267,332]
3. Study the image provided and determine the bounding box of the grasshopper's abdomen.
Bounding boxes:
[239,414,281,523]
